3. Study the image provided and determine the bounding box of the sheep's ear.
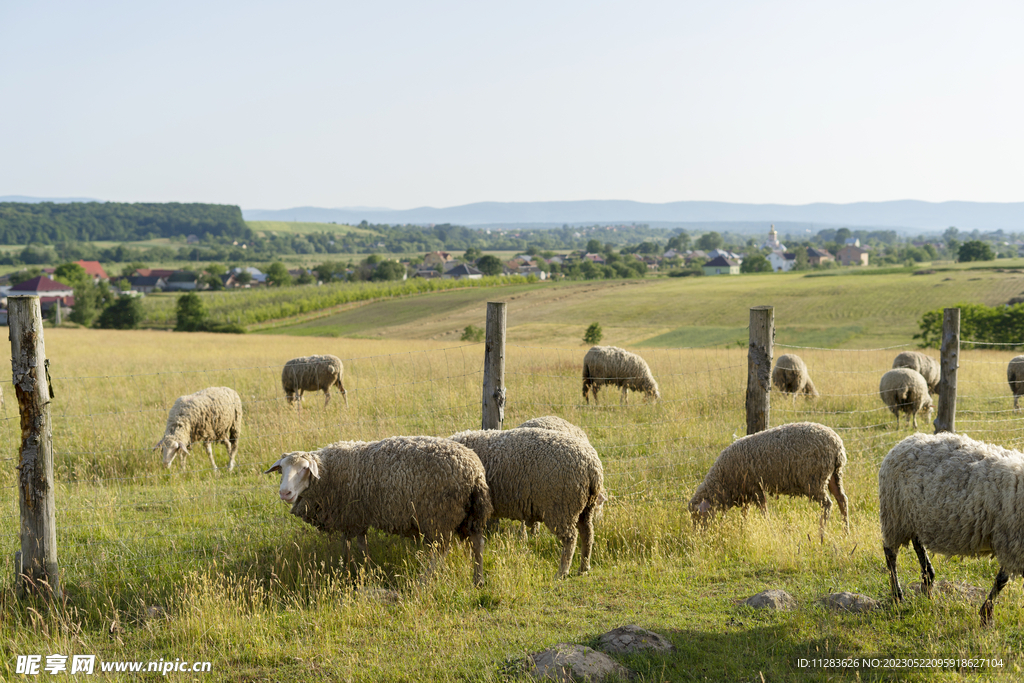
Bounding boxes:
[177,441,190,455]
[152,442,161,452]
[307,459,320,480]
[264,458,285,474]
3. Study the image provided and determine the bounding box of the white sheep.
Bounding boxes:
[892,350,940,394]
[582,346,660,405]
[1007,355,1024,411]
[880,432,1024,626]
[154,386,242,471]
[450,428,606,577]
[265,436,492,586]
[879,368,933,430]
[689,422,850,542]
[771,354,818,397]
[516,415,589,442]
[282,355,347,410]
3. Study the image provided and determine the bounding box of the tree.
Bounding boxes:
[68,282,99,326]
[175,292,208,331]
[835,228,852,244]
[54,262,89,288]
[696,231,723,251]
[958,240,994,262]
[96,295,145,329]
[792,247,810,271]
[370,261,405,281]
[583,322,603,345]
[740,253,772,273]
[666,232,691,251]
[461,325,484,342]
[463,247,482,261]
[234,269,253,286]
[586,239,602,254]
[265,261,292,286]
[476,255,503,276]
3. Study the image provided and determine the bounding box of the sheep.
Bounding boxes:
[582,346,660,405]
[688,422,849,542]
[880,432,1024,626]
[282,355,347,410]
[265,436,492,586]
[516,415,589,442]
[892,350,940,394]
[154,386,242,471]
[450,428,606,578]
[879,368,933,430]
[1007,355,1024,411]
[771,353,818,397]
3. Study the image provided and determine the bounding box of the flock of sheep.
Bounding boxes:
[154,344,1024,626]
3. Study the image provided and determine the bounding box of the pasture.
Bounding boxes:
[2,319,1024,682]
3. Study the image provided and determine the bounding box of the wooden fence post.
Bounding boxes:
[746,305,774,435]
[9,295,60,599]
[933,307,959,434]
[481,302,507,430]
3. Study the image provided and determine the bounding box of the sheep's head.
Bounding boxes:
[922,396,935,419]
[645,381,661,402]
[688,496,717,528]
[264,452,320,504]
[154,437,189,468]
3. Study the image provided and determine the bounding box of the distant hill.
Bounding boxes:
[242,199,1024,233]
[0,195,102,203]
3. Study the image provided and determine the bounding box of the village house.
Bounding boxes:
[164,270,200,291]
[7,275,75,316]
[767,251,796,272]
[702,255,740,276]
[806,247,834,267]
[422,251,454,269]
[128,275,167,294]
[442,263,484,280]
[75,260,109,283]
[837,245,870,266]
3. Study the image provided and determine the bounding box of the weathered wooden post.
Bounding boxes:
[9,295,60,599]
[481,302,507,430]
[933,307,959,434]
[746,305,774,435]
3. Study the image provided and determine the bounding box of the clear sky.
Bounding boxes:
[2,1,1022,209]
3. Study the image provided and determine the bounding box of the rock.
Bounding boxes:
[744,589,796,611]
[597,625,674,654]
[910,580,987,601]
[821,592,878,613]
[526,643,633,682]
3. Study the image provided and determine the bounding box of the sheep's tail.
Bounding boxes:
[582,362,593,402]
[457,478,493,540]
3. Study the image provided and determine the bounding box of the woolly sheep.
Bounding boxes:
[154,386,242,471]
[688,422,849,542]
[892,350,940,394]
[582,346,660,405]
[516,415,589,442]
[1008,355,1024,411]
[450,428,606,577]
[880,432,1024,626]
[879,368,933,430]
[771,354,818,397]
[282,355,347,410]
[265,436,492,586]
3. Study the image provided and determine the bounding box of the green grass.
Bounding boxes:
[246,220,377,236]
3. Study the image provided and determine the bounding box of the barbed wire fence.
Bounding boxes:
[4,302,1023,608]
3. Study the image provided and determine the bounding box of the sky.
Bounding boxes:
[1,1,1022,210]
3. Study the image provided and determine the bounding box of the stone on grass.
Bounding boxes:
[526,643,633,682]
[744,589,796,611]
[598,625,674,654]
[821,592,878,613]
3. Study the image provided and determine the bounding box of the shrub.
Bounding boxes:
[96,295,145,330]
[461,325,484,342]
[583,322,603,345]
[175,292,208,332]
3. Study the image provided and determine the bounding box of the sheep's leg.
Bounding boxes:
[227,435,238,472]
[205,442,218,471]
[828,472,850,534]
[980,567,1009,627]
[556,528,579,579]
[911,409,918,430]
[470,531,485,587]
[620,386,627,407]
[884,546,903,602]
[1015,394,1020,412]
[576,508,595,575]
[337,379,348,406]
[818,495,833,543]
[912,536,934,596]
[323,387,331,408]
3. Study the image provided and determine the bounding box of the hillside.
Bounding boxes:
[255,263,1024,347]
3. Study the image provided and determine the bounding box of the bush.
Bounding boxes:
[461,325,484,342]
[583,322,603,345]
[958,240,995,262]
[96,296,145,330]
[175,292,208,332]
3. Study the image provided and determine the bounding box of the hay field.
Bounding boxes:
[2,328,1024,681]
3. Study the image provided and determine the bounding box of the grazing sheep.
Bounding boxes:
[1008,355,1024,411]
[154,386,242,471]
[689,422,849,542]
[771,354,818,397]
[450,428,606,577]
[582,346,660,405]
[892,350,940,394]
[880,432,1024,626]
[265,436,492,586]
[516,415,589,442]
[879,368,933,430]
[282,355,347,410]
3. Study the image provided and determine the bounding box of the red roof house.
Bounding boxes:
[75,260,109,282]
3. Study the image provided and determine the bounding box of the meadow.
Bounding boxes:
[3,270,1024,681]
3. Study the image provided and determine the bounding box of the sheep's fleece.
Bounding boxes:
[689,422,849,540]
[582,345,660,404]
[880,432,1024,624]
[450,428,605,577]
[156,386,242,470]
[281,354,347,407]
[771,353,818,397]
[1007,355,1024,410]
[892,350,940,393]
[879,367,933,429]
[515,415,589,442]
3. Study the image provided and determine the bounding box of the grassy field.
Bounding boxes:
[2,317,1024,681]
[246,220,377,237]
